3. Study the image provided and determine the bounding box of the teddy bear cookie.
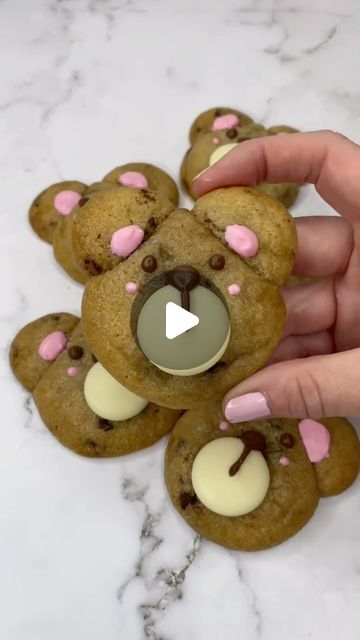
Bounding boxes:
[29,163,179,284]
[72,184,297,409]
[10,313,181,457]
[165,403,360,551]
[181,106,300,207]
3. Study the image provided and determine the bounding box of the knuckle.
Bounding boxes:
[284,366,325,418]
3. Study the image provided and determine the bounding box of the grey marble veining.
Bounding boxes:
[1,1,360,638]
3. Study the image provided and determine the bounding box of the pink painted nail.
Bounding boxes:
[224,392,270,423]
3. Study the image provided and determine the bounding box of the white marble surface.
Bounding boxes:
[1,1,360,638]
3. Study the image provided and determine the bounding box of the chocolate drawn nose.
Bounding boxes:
[166,265,201,311]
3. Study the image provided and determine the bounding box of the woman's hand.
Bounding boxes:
[193,131,360,422]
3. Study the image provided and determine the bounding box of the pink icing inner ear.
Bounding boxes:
[225,224,259,258]
[38,331,67,361]
[110,224,144,257]
[212,114,240,131]
[118,171,148,189]
[298,419,331,463]
[54,190,81,216]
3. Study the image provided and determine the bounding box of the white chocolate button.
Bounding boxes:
[84,362,148,421]
[209,143,238,166]
[136,285,231,376]
[191,437,270,517]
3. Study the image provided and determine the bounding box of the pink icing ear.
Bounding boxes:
[118,171,148,189]
[38,331,67,361]
[212,114,240,131]
[54,190,81,216]
[110,224,144,257]
[225,224,259,257]
[298,419,331,463]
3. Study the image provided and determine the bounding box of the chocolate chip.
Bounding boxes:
[179,492,197,509]
[141,190,156,203]
[209,254,225,270]
[98,418,114,432]
[52,314,60,321]
[280,433,295,448]
[226,128,237,139]
[68,345,84,360]
[214,109,221,117]
[78,197,89,207]
[83,258,103,275]
[141,255,157,273]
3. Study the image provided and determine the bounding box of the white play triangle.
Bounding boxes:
[165,302,199,340]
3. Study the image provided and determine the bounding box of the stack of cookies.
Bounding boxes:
[11,107,360,551]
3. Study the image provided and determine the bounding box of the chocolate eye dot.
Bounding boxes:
[68,345,84,360]
[141,255,158,273]
[209,254,225,270]
[226,128,238,139]
[280,433,295,448]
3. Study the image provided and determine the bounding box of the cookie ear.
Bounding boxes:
[189,106,254,144]
[300,418,360,496]
[193,186,297,286]
[29,181,88,244]
[72,187,175,277]
[10,313,79,391]
[103,163,179,206]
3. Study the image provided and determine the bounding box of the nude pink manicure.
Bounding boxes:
[224,392,270,423]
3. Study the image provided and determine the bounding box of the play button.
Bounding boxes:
[165,302,199,340]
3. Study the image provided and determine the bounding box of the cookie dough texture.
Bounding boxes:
[103,162,179,206]
[80,186,296,409]
[189,106,254,144]
[52,182,118,284]
[29,180,87,244]
[72,187,175,277]
[28,164,179,284]
[182,107,299,207]
[10,314,180,457]
[165,405,360,551]
[10,312,79,391]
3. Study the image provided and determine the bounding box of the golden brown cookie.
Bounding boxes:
[10,314,181,457]
[103,163,179,206]
[75,186,296,409]
[29,181,88,243]
[165,405,360,551]
[189,107,254,144]
[181,125,299,207]
[72,187,176,277]
[10,312,79,391]
[52,182,119,285]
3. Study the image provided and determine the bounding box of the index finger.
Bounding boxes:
[193,130,360,223]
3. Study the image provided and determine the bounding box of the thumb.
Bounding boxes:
[223,349,360,422]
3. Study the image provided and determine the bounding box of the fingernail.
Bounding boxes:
[224,392,270,423]
[192,168,210,181]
